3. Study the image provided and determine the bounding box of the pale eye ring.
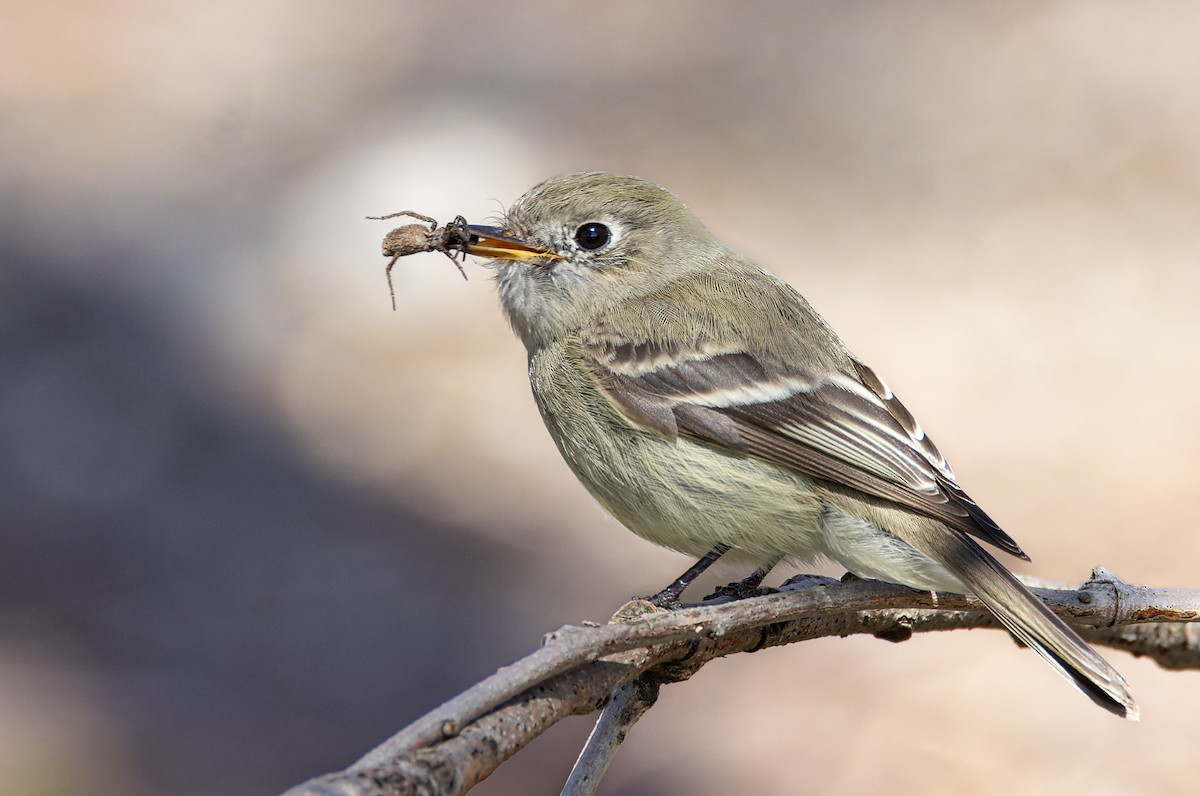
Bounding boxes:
[574,222,610,250]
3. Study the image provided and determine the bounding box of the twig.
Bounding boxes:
[282,569,1200,796]
[561,678,660,796]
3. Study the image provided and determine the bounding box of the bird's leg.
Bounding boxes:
[643,543,731,607]
[706,555,783,601]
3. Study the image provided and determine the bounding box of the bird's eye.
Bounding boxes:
[574,222,610,251]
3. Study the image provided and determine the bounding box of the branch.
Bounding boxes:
[282,569,1200,796]
[560,678,659,796]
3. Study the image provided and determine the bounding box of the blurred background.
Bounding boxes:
[3,1,1199,794]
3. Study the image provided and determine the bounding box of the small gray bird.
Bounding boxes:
[460,172,1137,719]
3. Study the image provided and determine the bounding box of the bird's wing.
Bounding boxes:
[581,326,1027,560]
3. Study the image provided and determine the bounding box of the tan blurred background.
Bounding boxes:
[3,1,1199,794]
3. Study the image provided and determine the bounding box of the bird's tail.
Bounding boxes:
[918,529,1138,720]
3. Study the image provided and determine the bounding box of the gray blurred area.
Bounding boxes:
[3,2,1199,794]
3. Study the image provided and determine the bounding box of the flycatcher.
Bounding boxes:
[458,172,1136,719]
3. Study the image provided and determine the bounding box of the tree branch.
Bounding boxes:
[282,569,1200,796]
[560,678,659,796]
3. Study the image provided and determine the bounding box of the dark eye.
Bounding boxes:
[574,222,610,250]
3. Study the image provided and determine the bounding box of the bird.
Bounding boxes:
[458,171,1137,719]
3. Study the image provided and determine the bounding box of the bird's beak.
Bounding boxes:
[464,225,560,263]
